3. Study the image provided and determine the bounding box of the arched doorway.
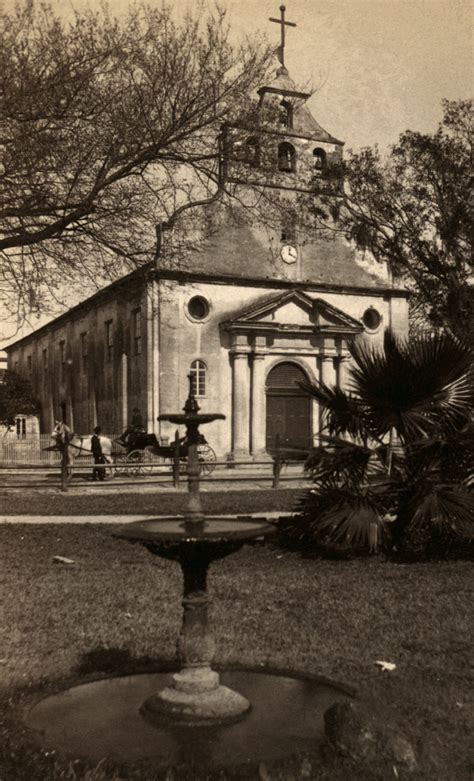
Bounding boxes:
[265,362,311,456]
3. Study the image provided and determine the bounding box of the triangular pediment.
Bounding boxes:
[222,290,363,333]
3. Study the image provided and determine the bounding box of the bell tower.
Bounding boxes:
[223,4,344,278]
[224,4,344,195]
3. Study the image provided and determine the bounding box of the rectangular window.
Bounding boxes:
[42,348,48,376]
[16,417,26,439]
[59,340,66,382]
[80,332,88,372]
[190,360,206,397]
[105,320,113,362]
[133,309,142,355]
[27,355,32,376]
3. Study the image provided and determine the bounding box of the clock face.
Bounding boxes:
[281,244,298,264]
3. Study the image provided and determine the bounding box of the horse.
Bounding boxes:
[51,422,113,478]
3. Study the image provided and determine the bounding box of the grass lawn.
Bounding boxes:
[0,522,472,780]
[0,489,303,516]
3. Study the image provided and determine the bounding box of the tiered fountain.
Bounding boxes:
[25,379,352,771]
[117,378,276,724]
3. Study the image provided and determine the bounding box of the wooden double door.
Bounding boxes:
[265,362,311,456]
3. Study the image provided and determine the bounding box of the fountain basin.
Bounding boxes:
[25,669,354,769]
[116,516,274,543]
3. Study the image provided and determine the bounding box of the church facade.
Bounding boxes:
[4,59,409,459]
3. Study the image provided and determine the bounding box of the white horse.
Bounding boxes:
[51,422,113,476]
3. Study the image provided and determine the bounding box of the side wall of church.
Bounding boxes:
[6,276,149,435]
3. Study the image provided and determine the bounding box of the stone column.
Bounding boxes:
[232,352,250,459]
[338,354,352,393]
[320,355,337,436]
[250,353,269,458]
[321,354,337,387]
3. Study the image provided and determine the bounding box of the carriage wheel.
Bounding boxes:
[197,444,217,476]
[113,457,128,477]
[126,450,143,476]
[139,447,155,475]
[142,446,166,473]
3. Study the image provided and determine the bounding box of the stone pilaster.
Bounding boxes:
[320,354,337,436]
[120,352,128,431]
[250,353,269,458]
[231,352,250,459]
[146,286,154,433]
[338,353,352,393]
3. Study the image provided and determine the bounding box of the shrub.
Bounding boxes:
[279,330,474,558]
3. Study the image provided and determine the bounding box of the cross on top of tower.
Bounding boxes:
[269,4,296,69]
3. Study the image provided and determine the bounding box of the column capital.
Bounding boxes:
[231,349,250,358]
[321,353,337,362]
[230,333,250,352]
[251,352,266,360]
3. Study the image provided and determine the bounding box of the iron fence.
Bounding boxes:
[0,434,122,465]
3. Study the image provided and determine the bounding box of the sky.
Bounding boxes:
[1,0,472,345]
[24,0,472,151]
[213,0,472,152]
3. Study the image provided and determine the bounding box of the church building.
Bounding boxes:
[5,11,409,459]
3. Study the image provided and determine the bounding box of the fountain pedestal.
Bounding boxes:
[120,517,273,724]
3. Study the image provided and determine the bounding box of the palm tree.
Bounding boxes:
[284,330,473,554]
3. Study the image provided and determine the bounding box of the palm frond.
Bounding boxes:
[348,329,473,441]
[305,437,378,488]
[405,427,474,484]
[299,485,390,552]
[407,485,474,538]
[298,380,368,438]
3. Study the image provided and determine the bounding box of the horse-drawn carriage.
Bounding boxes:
[113,430,217,476]
[50,423,217,479]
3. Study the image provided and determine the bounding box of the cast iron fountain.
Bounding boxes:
[117,377,276,724]
[25,378,353,772]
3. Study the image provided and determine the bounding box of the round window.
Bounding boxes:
[187,296,210,321]
[362,307,382,331]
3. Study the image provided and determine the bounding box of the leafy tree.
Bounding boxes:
[0,370,38,427]
[339,100,473,339]
[280,330,474,557]
[0,1,274,320]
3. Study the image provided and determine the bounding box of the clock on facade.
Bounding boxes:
[280,244,298,264]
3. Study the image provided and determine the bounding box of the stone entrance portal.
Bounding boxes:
[265,362,311,456]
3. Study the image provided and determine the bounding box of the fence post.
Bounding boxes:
[272,434,281,489]
[173,429,180,489]
[60,441,69,493]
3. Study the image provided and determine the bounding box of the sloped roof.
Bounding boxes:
[258,65,343,145]
[184,206,392,290]
[258,66,311,99]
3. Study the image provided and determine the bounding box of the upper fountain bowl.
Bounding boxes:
[159,413,225,426]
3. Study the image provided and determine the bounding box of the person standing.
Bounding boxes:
[91,426,105,481]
